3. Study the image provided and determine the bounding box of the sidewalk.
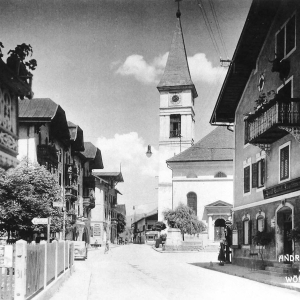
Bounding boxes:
[192,261,300,293]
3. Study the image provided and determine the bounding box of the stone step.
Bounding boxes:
[272,262,293,268]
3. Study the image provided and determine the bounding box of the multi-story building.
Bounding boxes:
[210,0,300,267]
[0,55,33,170]
[90,170,124,245]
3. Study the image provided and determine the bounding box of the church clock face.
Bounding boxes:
[169,93,181,106]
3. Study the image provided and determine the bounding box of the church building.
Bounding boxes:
[157,7,234,241]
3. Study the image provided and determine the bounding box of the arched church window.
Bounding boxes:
[170,114,181,138]
[187,192,197,215]
[214,171,227,178]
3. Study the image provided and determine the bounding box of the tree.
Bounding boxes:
[152,221,166,231]
[163,203,206,240]
[117,213,126,235]
[0,159,70,241]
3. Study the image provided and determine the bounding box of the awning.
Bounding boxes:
[146,231,159,235]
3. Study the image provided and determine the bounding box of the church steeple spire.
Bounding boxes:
[157,4,198,98]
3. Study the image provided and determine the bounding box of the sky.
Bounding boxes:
[1,0,252,220]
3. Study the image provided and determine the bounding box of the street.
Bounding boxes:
[49,244,300,300]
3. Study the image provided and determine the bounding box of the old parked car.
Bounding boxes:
[73,241,88,260]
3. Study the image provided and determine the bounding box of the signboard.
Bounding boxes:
[232,229,238,246]
[0,244,13,268]
[53,202,64,208]
[32,218,49,225]
[93,224,101,236]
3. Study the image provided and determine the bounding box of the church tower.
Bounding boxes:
[157,8,198,220]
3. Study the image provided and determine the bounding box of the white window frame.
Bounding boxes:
[275,12,297,61]
[279,141,291,183]
[243,158,251,196]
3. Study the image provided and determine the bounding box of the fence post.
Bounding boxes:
[53,240,58,279]
[40,241,47,289]
[14,240,27,300]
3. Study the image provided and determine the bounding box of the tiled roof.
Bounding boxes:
[81,142,97,159]
[92,171,124,183]
[157,17,197,97]
[19,98,58,120]
[205,200,233,207]
[167,126,234,163]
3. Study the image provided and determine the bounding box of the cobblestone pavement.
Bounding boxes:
[49,243,300,300]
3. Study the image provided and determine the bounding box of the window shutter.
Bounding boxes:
[244,166,250,193]
[280,146,289,180]
[264,217,267,232]
[248,220,252,245]
[261,159,265,185]
[252,163,258,188]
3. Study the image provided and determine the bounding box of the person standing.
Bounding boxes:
[218,240,225,265]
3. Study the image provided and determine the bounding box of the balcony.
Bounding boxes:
[65,185,77,201]
[170,130,181,138]
[65,164,78,177]
[37,145,58,166]
[244,98,300,145]
[83,196,95,209]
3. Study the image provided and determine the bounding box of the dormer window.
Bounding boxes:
[170,114,181,138]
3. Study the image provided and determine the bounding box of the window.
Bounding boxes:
[187,192,197,215]
[242,214,251,245]
[244,165,250,193]
[257,216,265,232]
[252,159,265,189]
[278,78,292,98]
[170,114,181,138]
[279,143,290,181]
[276,14,296,60]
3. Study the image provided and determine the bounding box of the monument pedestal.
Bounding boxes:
[165,228,182,251]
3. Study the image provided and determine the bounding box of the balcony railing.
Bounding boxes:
[170,130,181,138]
[83,196,95,209]
[37,145,58,166]
[245,98,300,144]
[65,185,77,200]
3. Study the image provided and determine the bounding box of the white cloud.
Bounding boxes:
[96,132,158,177]
[114,53,167,85]
[188,53,227,84]
[114,52,226,85]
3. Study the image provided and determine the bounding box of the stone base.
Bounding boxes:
[165,228,182,248]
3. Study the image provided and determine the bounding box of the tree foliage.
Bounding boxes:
[0,160,70,240]
[163,203,206,240]
[117,213,126,234]
[152,221,166,231]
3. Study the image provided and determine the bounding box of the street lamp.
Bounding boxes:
[146,145,152,158]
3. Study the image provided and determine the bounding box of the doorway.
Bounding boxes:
[277,206,293,256]
[214,219,225,241]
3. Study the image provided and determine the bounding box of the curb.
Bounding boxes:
[152,245,218,254]
[200,265,300,293]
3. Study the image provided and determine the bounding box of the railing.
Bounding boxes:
[245,99,300,144]
[83,196,95,209]
[170,130,181,138]
[65,185,78,200]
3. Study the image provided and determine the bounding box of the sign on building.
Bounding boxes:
[0,243,13,268]
[93,224,101,236]
[232,229,238,247]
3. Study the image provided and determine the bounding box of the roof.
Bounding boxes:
[167,126,234,163]
[134,208,158,223]
[157,16,197,98]
[210,0,282,125]
[19,98,70,144]
[116,204,126,216]
[68,121,85,152]
[81,142,104,169]
[19,98,58,119]
[92,171,124,183]
[205,200,233,207]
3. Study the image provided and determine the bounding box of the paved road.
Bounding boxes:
[50,244,300,300]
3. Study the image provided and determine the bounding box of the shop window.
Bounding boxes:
[276,14,296,60]
[187,192,197,215]
[244,165,250,194]
[170,114,181,138]
[279,142,290,181]
[252,159,265,188]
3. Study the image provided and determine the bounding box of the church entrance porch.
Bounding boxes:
[214,219,225,241]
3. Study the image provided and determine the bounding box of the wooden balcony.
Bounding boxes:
[65,185,77,201]
[244,98,300,145]
[83,196,95,209]
[37,145,58,166]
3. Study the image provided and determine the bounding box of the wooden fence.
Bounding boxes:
[13,240,74,300]
[0,244,15,300]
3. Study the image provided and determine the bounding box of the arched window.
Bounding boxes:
[187,192,197,215]
[214,171,227,178]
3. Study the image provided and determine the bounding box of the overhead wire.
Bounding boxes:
[208,0,229,59]
[196,0,221,58]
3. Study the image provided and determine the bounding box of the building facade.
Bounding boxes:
[167,127,234,241]
[157,11,198,221]
[211,0,300,266]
